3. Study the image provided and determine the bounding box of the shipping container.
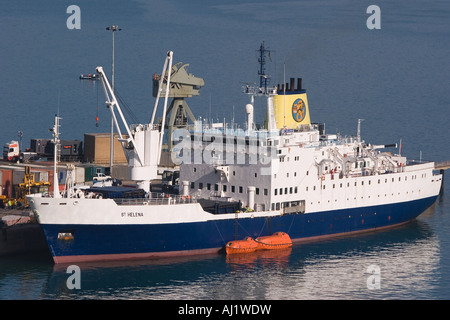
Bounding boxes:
[83,133,127,164]
[30,139,83,161]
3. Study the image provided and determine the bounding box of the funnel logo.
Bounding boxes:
[292,98,306,122]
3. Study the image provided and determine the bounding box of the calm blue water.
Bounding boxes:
[1,0,450,300]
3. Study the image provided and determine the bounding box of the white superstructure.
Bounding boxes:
[178,123,441,215]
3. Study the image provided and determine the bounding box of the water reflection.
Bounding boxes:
[274,221,440,299]
[225,248,292,269]
[0,252,53,299]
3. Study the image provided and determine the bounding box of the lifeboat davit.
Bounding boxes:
[255,232,292,250]
[225,237,258,254]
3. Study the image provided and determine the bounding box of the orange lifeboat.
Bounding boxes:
[225,237,259,254]
[255,232,292,250]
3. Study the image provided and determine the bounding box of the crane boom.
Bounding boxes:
[96,66,143,165]
[96,51,174,192]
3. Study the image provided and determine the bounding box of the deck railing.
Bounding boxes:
[113,193,196,206]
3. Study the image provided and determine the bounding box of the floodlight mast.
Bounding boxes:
[105,25,122,169]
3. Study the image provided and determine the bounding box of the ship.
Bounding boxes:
[27,46,443,264]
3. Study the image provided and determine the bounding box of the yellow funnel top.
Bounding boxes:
[270,78,311,130]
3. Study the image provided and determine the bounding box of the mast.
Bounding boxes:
[106,25,122,170]
[357,119,364,142]
[258,41,271,93]
[51,114,61,198]
[243,42,277,132]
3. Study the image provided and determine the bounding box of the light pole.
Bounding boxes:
[17,131,23,155]
[106,25,121,172]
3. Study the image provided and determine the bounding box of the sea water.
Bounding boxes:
[1,0,450,300]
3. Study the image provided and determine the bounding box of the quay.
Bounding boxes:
[435,161,450,194]
[0,209,48,257]
[436,161,450,170]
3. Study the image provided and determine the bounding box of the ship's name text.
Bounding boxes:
[121,212,144,217]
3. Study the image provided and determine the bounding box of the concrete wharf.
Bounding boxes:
[0,209,48,257]
[436,161,450,171]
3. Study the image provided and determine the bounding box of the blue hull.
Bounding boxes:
[41,196,438,263]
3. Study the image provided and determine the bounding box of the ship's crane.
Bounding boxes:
[96,51,174,192]
[151,62,204,151]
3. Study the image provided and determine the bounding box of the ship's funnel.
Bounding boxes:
[271,78,311,130]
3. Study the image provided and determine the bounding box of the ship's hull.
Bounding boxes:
[34,195,438,264]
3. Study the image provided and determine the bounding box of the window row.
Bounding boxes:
[190,182,269,196]
[274,171,309,179]
[193,167,262,178]
[309,190,422,205]
[305,174,428,191]
[274,186,298,196]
